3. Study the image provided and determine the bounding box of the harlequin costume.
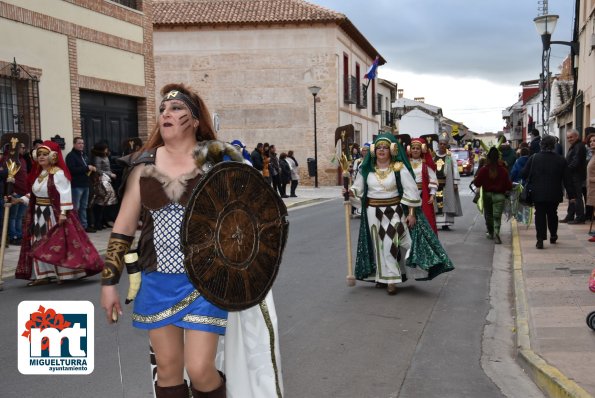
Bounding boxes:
[407,138,438,234]
[433,133,463,229]
[15,141,103,284]
[351,133,454,289]
[104,138,283,397]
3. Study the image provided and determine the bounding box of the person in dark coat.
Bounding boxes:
[522,135,573,249]
[250,143,264,173]
[561,128,587,224]
[279,152,292,198]
[529,129,541,155]
[65,137,96,232]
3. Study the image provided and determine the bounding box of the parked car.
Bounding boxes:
[450,148,474,176]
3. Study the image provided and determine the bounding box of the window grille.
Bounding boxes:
[0,59,41,139]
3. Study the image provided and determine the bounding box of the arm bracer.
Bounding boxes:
[101,233,135,286]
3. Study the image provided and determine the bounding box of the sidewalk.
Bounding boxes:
[513,201,595,397]
[0,185,342,281]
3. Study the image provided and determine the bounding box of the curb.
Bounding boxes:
[511,219,593,398]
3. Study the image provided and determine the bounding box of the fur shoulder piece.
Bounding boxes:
[193,140,245,172]
[392,162,404,172]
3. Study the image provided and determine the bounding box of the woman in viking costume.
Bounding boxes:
[14,141,103,285]
[407,137,438,234]
[100,83,283,398]
[347,133,454,295]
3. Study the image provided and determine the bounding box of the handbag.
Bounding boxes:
[519,158,534,207]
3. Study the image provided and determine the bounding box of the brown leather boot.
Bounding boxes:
[155,381,190,398]
[191,371,226,398]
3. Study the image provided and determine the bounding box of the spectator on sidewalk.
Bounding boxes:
[66,137,96,232]
[586,132,595,241]
[510,147,530,183]
[90,142,118,231]
[499,141,517,174]
[561,129,587,224]
[251,143,264,173]
[269,144,282,196]
[7,143,28,245]
[262,143,271,185]
[529,129,541,155]
[287,150,299,197]
[522,135,571,249]
[279,152,291,198]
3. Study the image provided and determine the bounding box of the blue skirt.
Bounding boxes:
[132,271,228,335]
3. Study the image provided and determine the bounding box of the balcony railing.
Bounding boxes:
[343,76,356,104]
[383,110,393,127]
[356,83,367,109]
[372,94,382,115]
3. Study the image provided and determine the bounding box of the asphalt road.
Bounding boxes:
[0,177,543,397]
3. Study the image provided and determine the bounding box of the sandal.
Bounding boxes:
[26,278,50,287]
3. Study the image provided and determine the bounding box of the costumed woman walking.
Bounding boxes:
[100,83,283,398]
[433,133,463,230]
[472,147,512,244]
[14,141,103,285]
[407,137,438,234]
[346,133,454,295]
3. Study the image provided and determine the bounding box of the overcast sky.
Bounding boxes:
[312,0,575,133]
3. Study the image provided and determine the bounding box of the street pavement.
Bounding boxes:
[1,185,594,397]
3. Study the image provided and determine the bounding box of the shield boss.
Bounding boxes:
[181,162,289,311]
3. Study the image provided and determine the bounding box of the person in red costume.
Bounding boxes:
[408,137,438,234]
[14,140,103,285]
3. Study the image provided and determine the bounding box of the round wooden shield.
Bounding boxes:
[181,162,289,311]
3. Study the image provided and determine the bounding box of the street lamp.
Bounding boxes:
[308,85,321,188]
[533,14,579,135]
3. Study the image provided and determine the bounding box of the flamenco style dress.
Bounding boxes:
[15,168,103,283]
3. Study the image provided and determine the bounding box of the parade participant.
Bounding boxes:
[434,133,462,230]
[347,133,454,295]
[14,141,103,285]
[472,147,512,244]
[407,137,438,233]
[100,83,282,398]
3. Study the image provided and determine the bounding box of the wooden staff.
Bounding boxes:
[339,153,355,287]
[0,159,21,291]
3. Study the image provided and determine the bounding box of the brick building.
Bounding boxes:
[0,0,155,154]
[153,0,389,186]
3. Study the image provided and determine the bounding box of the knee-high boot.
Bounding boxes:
[191,372,226,398]
[155,380,190,398]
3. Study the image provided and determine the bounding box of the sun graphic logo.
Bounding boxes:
[18,301,94,375]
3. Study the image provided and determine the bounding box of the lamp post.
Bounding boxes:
[533,14,579,136]
[308,85,321,188]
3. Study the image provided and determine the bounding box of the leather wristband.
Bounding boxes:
[101,233,135,286]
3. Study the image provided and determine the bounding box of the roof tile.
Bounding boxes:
[153,0,346,26]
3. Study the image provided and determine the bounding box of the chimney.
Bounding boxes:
[397,89,404,99]
[414,97,425,103]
